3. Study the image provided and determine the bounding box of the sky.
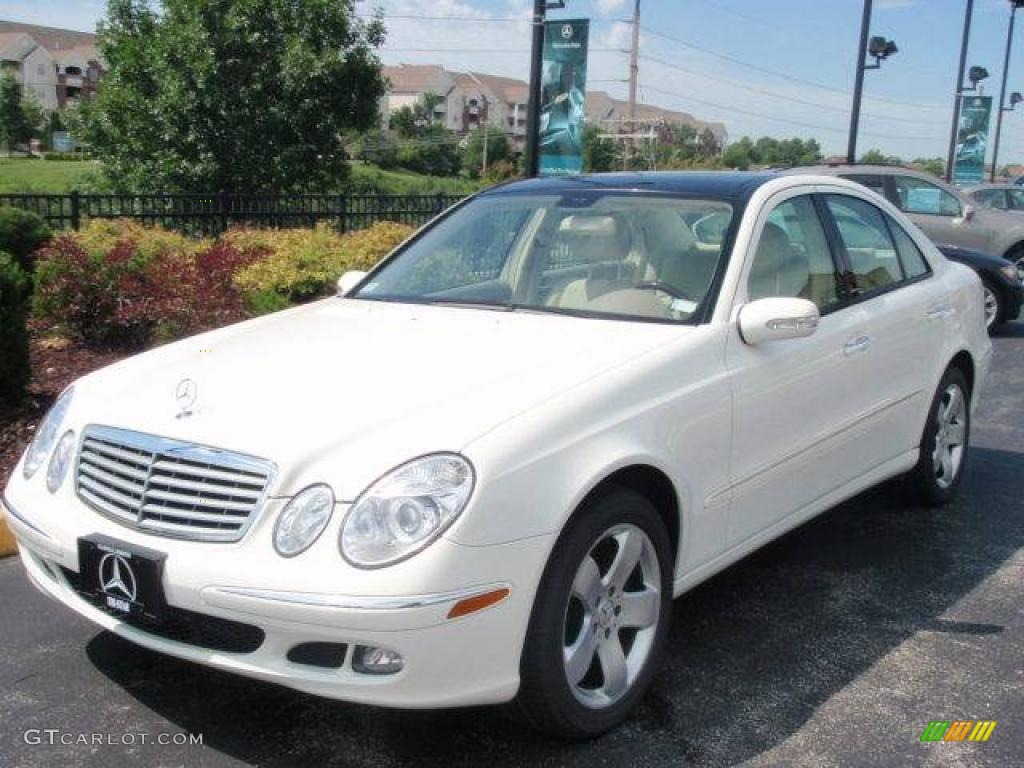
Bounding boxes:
[5,0,1024,163]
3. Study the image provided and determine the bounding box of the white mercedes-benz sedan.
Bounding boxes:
[2,172,992,737]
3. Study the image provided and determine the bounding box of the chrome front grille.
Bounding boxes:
[75,425,275,542]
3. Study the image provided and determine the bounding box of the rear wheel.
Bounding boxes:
[516,487,673,739]
[908,367,970,506]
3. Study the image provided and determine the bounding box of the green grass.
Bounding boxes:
[0,157,99,194]
[348,164,485,196]
[0,156,486,196]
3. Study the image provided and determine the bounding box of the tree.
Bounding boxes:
[859,148,901,165]
[0,73,36,157]
[463,126,510,178]
[911,157,945,178]
[582,123,617,172]
[723,137,754,169]
[389,92,444,137]
[78,0,387,192]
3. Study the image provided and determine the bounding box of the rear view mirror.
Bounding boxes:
[337,270,368,297]
[738,297,819,345]
[960,205,976,223]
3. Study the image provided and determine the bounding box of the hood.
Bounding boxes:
[70,298,685,498]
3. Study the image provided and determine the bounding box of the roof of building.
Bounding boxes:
[0,20,96,52]
[586,90,728,141]
[468,72,529,105]
[382,64,455,95]
[0,31,38,60]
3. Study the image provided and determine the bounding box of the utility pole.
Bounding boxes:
[847,0,874,163]
[626,0,640,169]
[481,95,490,177]
[946,0,975,181]
[991,1,1024,181]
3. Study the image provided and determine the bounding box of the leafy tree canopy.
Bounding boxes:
[78,0,387,192]
[0,73,40,156]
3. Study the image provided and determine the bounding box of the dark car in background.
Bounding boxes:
[936,245,1022,330]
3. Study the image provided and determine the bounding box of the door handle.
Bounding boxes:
[926,305,954,320]
[843,335,871,356]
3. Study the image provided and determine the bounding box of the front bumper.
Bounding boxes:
[1,491,555,709]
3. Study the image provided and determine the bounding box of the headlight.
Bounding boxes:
[22,387,74,480]
[999,264,1018,283]
[273,484,335,557]
[46,431,76,493]
[340,454,475,568]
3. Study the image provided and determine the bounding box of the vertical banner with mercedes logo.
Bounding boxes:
[952,96,993,185]
[539,19,590,176]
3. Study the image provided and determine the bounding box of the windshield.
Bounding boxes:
[352,192,735,323]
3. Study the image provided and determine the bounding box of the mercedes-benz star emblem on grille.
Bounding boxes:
[175,378,197,419]
[98,553,137,602]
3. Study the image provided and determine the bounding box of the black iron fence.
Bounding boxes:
[0,192,468,234]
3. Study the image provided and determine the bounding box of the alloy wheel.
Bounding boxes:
[932,383,967,489]
[562,523,661,709]
[982,285,999,329]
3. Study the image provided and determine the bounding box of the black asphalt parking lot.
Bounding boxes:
[2,326,1023,768]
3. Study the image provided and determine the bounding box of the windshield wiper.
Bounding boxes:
[419,299,515,312]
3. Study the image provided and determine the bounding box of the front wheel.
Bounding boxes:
[516,488,673,739]
[908,367,970,506]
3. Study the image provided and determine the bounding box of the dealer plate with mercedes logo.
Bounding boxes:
[77,535,168,621]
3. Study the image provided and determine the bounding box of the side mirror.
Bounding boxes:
[960,205,976,223]
[738,297,820,345]
[337,270,367,297]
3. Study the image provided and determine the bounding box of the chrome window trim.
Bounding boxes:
[75,425,277,543]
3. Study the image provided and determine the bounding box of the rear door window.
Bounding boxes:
[891,176,962,217]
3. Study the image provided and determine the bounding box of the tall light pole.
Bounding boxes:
[847,1,898,163]
[525,0,565,177]
[990,1,1024,181]
[946,0,976,181]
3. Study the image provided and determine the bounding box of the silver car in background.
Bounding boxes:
[786,165,1024,270]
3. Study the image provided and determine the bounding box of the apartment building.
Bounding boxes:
[382,63,726,151]
[0,20,103,111]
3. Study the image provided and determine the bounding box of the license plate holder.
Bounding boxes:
[77,535,168,623]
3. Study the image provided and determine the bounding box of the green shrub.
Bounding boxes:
[0,251,30,406]
[0,207,52,273]
[230,221,413,306]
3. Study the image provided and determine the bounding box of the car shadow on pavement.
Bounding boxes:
[85,446,1024,768]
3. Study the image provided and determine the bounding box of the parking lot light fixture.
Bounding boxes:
[991,1,1024,181]
[847,0,899,163]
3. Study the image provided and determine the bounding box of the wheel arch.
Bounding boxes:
[572,464,681,561]
[949,349,975,397]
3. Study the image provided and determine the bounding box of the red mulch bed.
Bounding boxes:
[0,328,125,489]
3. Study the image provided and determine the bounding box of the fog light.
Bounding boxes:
[352,645,404,675]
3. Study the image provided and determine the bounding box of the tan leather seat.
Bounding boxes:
[546,217,635,309]
[748,222,810,301]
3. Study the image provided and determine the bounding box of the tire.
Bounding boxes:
[981,279,1002,332]
[516,487,673,739]
[908,367,971,506]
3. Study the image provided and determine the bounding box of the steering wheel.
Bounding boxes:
[633,281,691,301]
